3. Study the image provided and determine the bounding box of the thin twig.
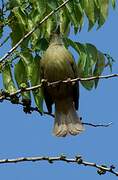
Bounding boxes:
[1,97,111,128]
[0,35,10,48]
[0,73,118,101]
[0,155,117,176]
[82,122,112,127]
[0,0,70,64]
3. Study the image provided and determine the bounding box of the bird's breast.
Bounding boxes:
[43,46,75,82]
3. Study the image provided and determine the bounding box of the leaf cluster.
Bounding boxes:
[0,0,116,112]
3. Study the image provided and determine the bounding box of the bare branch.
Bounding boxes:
[82,122,113,127]
[0,73,118,101]
[0,0,70,64]
[0,155,117,176]
[1,97,112,128]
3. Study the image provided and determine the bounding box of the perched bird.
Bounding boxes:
[41,33,84,137]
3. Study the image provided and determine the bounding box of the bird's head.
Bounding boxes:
[49,27,63,46]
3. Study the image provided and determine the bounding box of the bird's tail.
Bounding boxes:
[53,98,84,137]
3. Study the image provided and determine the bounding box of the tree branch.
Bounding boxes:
[0,155,117,176]
[0,97,112,128]
[0,0,70,64]
[0,73,118,101]
[82,122,112,127]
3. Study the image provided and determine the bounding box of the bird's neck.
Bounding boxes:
[49,34,63,46]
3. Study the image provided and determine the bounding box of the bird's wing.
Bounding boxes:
[66,52,79,110]
[71,61,79,110]
[40,60,53,114]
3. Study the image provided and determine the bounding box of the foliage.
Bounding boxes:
[0,0,116,112]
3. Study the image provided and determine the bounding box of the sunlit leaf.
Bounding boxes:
[14,59,31,104]
[86,43,98,63]
[8,11,28,47]
[104,53,115,72]
[12,7,27,30]
[7,0,20,9]
[46,18,54,37]
[76,43,95,90]
[31,0,46,15]
[60,8,70,35]
[93,51,105,88]
[111,0,116,9]
[2,64,17,93]
[30,55,43,112]
[65,0,79,33]
[19,49,34,80]
[83,0,95,30]
[64,38,82,54]
[98,0,109,27]
[76,3,84,31]
[8,13,22,46]
[47,0,58,10]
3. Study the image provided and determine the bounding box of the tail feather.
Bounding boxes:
[53,98,84,137]
[67,107,84,135]
[53,112,68,137]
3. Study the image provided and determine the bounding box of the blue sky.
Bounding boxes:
[0,3,118,180]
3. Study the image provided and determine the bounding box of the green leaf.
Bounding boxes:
[66,38,113,90]
[93,1,100,26]
[111,0,116,9]
[65,37,110,90]
[18,51,43,111]
[83,0,95,30]
[30,55,43,113]
[46,18,54,37]
[30,0,46,15]
[30,10,41,24]
[47,0,58,10]
[46,16,57,38]
[65,0,79,33]
[94,0,99,7]
[14,59,31,104]
[27,16,41,50]
[12,7,27,30]
[2,64,17,93]
[64,38,81,54]
[77,44,95,90]
[8,13,22,46]
[34,38,49,52]
[104,53,115,72]
[7,0,20,9]
[86,43,98,63]
[19,49,34,80]
[75,3,84,31]
[76,43,98,90]
[98,0,109,27]
[60,8,70,35]
[72,0,82,33]
[8,11,28,47]
[93,51,105,88]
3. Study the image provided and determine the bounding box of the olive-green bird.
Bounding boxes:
[41,33,84,137]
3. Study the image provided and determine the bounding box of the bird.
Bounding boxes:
[40,33,84,137]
